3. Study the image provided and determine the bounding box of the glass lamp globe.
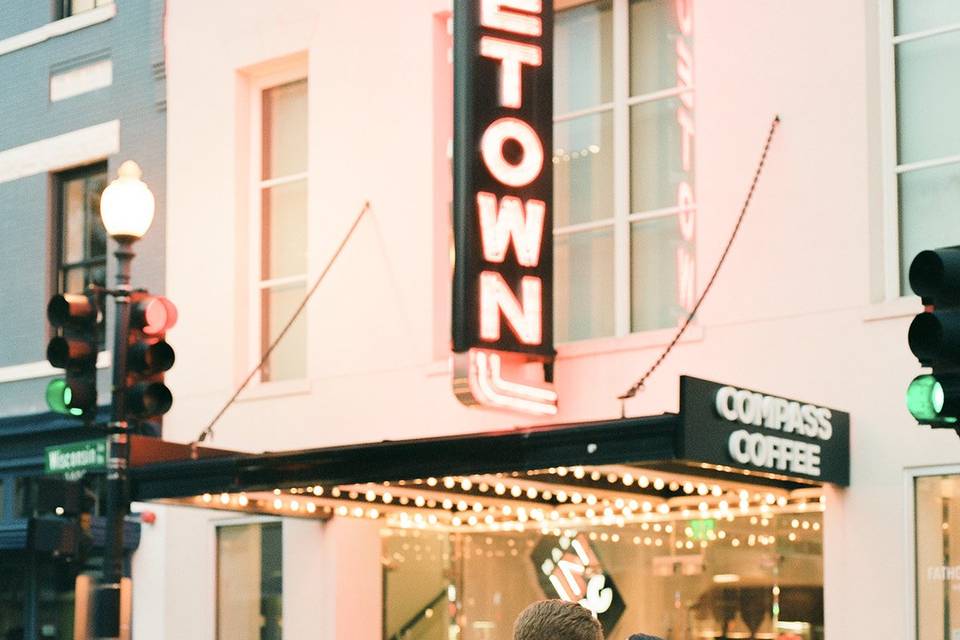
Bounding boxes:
[100,161,156,241]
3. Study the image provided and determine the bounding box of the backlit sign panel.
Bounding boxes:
[531,533,626,630]
[452,0,557,415]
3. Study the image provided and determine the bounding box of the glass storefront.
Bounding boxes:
[275,464,824,640]
[916,474,960,640]
[158,409,842,640]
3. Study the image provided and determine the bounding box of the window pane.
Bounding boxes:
[554,0,613,114]
[630,0,686,97]
[383,533,451,640]
[899,163,960,293]
[631,217,684,332]
[0,563,26,638]
[896,31,960,164]
[261,282,307,382]
[63,267,85,295]
[916,475,960,640]
[259,524,283,640]
[59,168,107,294]
[87,261,106,289]
[14,478,33,519]
[631,97,691,213]
[554,111,614,227]
[217,523,283,640]
[554,227,614,342]
[69,0,96,15]
[895,0,960,36]
[87,174,107,261]
[263,80,308,180]
[62,179,86,266]
[261,179,308,281]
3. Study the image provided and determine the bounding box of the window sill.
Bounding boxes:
[0,351,111,384]
[236,378,312,402]
[424,325,706,374]
[556,324,705,361]
[862,296,920,323]
[0,3,116,58]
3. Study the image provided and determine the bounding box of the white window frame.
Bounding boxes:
[553,0,695,340]
[60,0,113,20]
[904,463,960,640]
[880,2,960,300]
[246,68,310,389]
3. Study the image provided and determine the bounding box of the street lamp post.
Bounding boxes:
[94,161,155,640]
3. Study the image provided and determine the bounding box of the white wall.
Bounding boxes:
[154,1,957,638]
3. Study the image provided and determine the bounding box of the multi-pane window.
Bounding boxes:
[56,164,107,342]
[553,0,694,342]
[257,79,308,382]
[216,522,283,640]
[893,3,960,293]
[58,0,112,19]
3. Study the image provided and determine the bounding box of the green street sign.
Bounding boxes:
[45,438,107,475]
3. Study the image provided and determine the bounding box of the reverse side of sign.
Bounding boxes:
[451,0,557,416]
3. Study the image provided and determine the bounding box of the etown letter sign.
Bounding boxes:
[452,0,558,416]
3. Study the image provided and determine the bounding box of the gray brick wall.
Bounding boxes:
[0,0,166,418]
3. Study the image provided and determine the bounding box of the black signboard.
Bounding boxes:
[679,376,850,486]
[452,0,555,359]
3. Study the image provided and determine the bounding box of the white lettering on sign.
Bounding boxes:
[480,272,542,344]
[541,535,613,617]
[481,0,543,37]
[727,429,822,477]
[929,566,960,581]
[714,386,833,440]
[479,36,542,108]
[480,117,544,188]
[714,386,832,477]
[476,192,546,266]
[48,448,99,471]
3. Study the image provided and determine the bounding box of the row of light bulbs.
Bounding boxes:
[194,468,824,535]
[194,493,823,539]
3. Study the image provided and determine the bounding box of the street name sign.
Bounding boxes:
[45,438,107,475]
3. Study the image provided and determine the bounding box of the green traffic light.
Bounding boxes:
[46,379,70,415]
[46,379,86,416]
[907,375,957,423]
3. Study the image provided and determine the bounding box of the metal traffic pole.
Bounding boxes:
[93,161,156,640]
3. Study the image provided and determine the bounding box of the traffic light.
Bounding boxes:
[906,246,960,427]
[46,292,101,419]
[124,291,177,423]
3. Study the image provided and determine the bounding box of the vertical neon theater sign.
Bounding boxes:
[675,0,695,314]
[452,0,558,416]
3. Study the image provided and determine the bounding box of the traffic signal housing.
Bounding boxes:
[124,292,177,424]
[907,246,960,427]
[46,292,101,419]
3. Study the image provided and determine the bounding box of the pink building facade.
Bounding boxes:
[132,1,960,639]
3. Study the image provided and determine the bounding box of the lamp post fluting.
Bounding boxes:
[94,161,155,640]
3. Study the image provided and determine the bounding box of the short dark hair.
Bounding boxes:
[513,600,603,640]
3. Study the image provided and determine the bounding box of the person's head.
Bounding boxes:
[513,600,603,640]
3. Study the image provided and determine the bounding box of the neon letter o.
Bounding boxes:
[481,117,544,187]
